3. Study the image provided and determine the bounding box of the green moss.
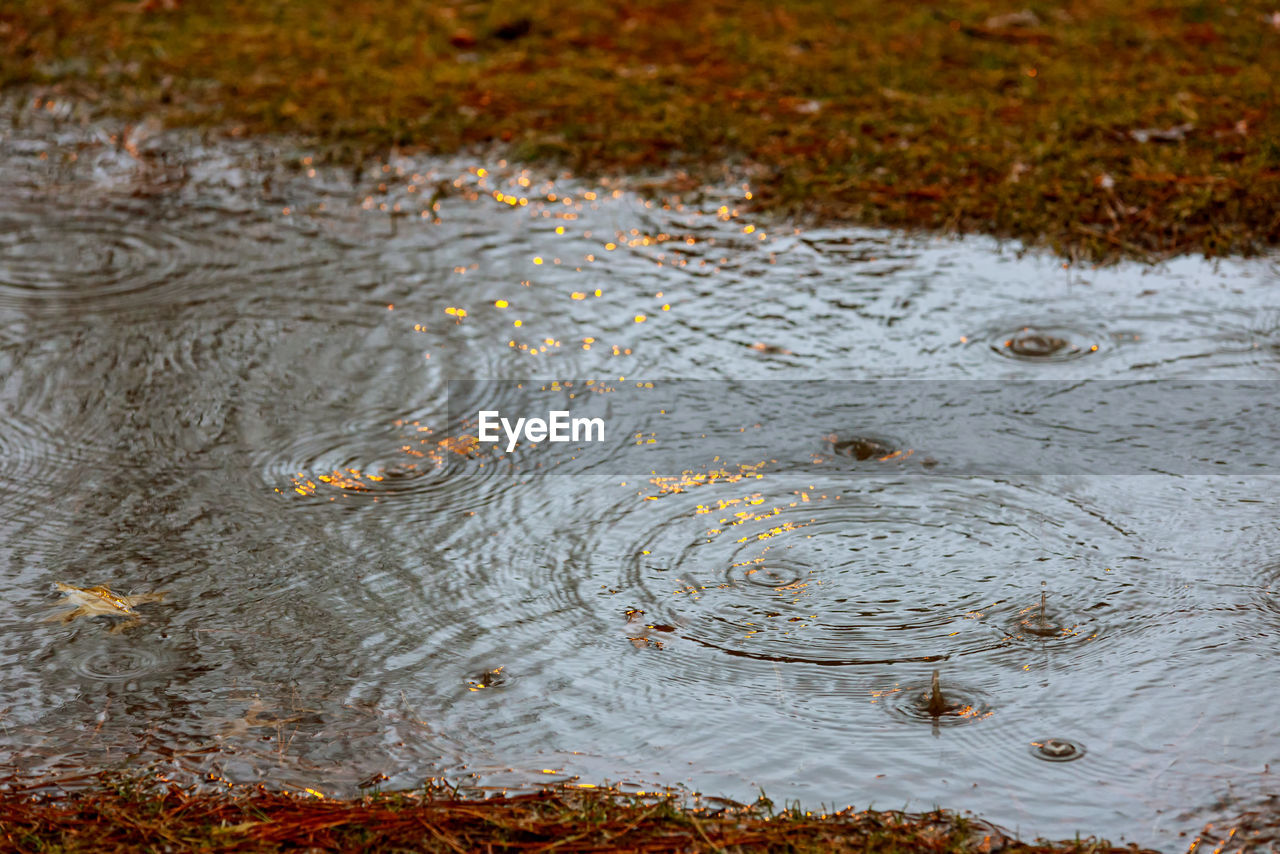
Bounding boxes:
[2,0,1277,261]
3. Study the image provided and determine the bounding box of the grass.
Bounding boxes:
[0,774,1158,853]
[0,0,1276,262]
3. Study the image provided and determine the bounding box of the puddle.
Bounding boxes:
[1,97,1278,849]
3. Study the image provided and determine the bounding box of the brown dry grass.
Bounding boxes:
[0,775,1158,853]
[2,0,1277,261]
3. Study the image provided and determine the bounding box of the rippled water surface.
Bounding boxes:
[2,99,1278,849]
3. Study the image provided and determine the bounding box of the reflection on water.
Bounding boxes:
[1,96,1279,849]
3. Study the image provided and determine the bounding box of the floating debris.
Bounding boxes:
[466,667,508,691]
[45,582,165,631]
[357,772,391,790]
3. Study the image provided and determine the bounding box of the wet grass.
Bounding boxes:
[1,0,1277,261]
[0,775,1156,853]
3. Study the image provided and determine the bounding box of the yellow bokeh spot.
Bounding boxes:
[533,257,544,265]
[635,314,647,323]
[495,299,509,308]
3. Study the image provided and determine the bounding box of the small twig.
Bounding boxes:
[416,815,469,853]
[686,811,725,852]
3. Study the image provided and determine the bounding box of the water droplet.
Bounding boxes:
[1031,737,1086,762]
